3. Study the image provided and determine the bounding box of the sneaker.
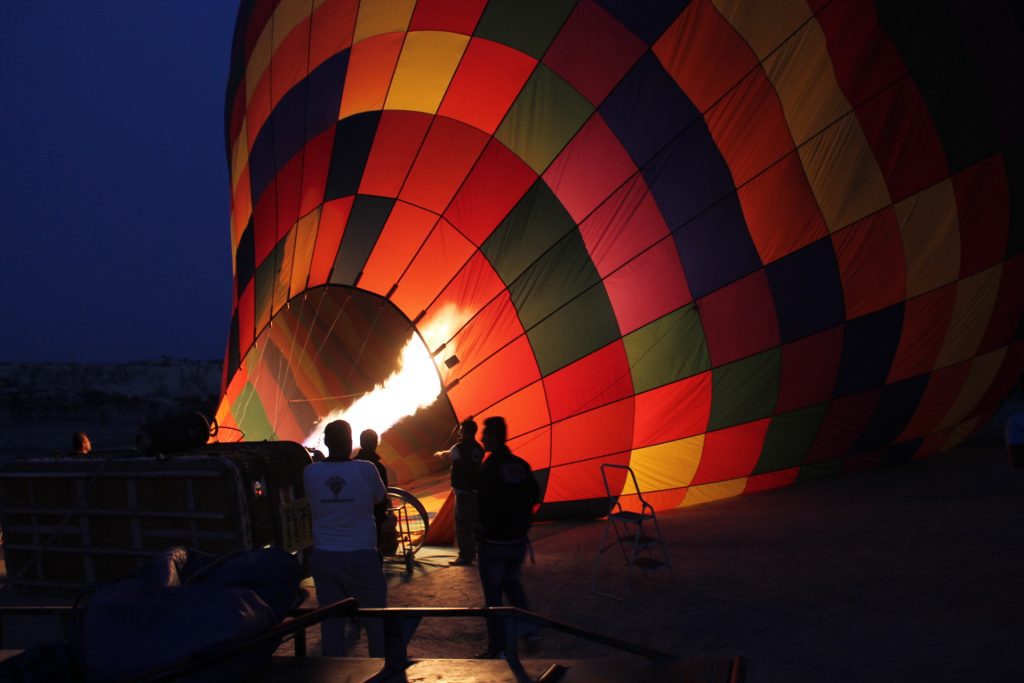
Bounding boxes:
[449,557,474,566]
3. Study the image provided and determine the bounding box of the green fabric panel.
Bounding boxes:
[494,65,593,174]
[507,230,600,329]
[707,348,781,432]
[797,457,844,482]
[753,403,828,475]
[254,252,276,332]
[475,0,577,60]
[482,181,577,284]
[624,304,710,394]
[528,285,622,375]
[233,381,274,441]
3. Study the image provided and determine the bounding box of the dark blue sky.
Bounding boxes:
[0,1,239,363]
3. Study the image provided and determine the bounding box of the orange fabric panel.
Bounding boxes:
[391,219,476,319]
[309,0,358,71]
[653,0,758,112]
[712,0,811,60]
[935,348,1005,431]
[887,284,956,382]
[934,265,1001,369]
[542,114,638,223]
[632,371,712,448]
[445,139,538,245]
[446,335,542,421]
[289,209,321,297]
[979,254,1024,355]
[543,452,630,503]
[505,427,552,472]
[299,126,336,216]
[738,151,829,265]
[247,68,273,150]
[359,202,439,296]
[743,467,799,495]
[438,38,537,134]
[543,341,633,422]
[358,111,432,197]
[400,117,490,214]
[831,208,906,319]
[269,15,312,108]
[273,230,296,315]
[893,180,961,298]
[896,361,971,442]
[238,281,256,355]
[551,398,635,467]
[438,292,526,389]
[338,32,404,119]
[473,381,551,441]
[692,418,770,485]
[231,167,253,253]
[307,197,353,286]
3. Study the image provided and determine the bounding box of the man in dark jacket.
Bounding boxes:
[475,416,540,658]
[436,418,484,565]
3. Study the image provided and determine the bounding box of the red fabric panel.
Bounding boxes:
[252,175,279,267]
[831,208,906,319]
[270,16,312,107]
[579,176,669,273]
[887,284,956,382]
[391,219,475,318]
[232,167,253,249]
[228,82,246,157]
[275,148,305,242]
[978,254,1024,355]
[359,202,438,296]
[438,38,537,134]
[542,0,646,105]
[247,69,273,150]
[447,335,542,421]
[805,390,881,463]
[603,239,692,334]
[617,488,687,512]
[309,0,358,69]
[543,341,633,422]
[743,467,799,495]
[244,0,280,58]
[692,418,771,485]
[543,114,638,223]
[441,292,526,389]
[632,371,712,448]
[543,452,630,503]
[551,398,635,467]
[739,151,829,265]
[506,426,552,472]
[776,326,843,413]
[445,138,537,245]
[238,281,255,355]
[400,117,489,214]
[476,381,550,442]
[409,0,486,33]
[698,270,779,367]
[359,111,432,197]
[299,127,335,216]
[307,197,353,286]
[653,0,758,113]
[897,361,971,441]
[954,155,1010,277]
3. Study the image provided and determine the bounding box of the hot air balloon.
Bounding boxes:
[215,0,1024,518]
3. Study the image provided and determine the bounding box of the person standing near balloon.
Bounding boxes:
[435,418,484,566]
[475,416,541,658]
[303,419,387,656]
[354,428,390,551]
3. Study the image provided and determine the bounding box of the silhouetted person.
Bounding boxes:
[303,420,387,656]
[475,416,540,658]
[354,428,390,551]
[435,419,483,565]
[71,432,92,456]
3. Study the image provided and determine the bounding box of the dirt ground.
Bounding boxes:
[299,430,1024,683]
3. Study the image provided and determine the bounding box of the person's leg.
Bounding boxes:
[339,549,389,657]
[477,541,508,654]
[454,491,477,562]
[501,540,538,639]
[310,549,349,656]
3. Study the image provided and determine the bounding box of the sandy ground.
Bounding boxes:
[4,417,1023,682]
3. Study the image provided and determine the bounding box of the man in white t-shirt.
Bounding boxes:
[303,419,387,656]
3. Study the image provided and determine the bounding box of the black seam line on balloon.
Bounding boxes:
[417,0,1019,418]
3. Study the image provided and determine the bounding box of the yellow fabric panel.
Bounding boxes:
[798,113,891,231]
[941,415,982,451]
[290,209,322,297]
[270,0,312,54]
[274,231,297,316]
[712,0,811,60]
[934,264,1001,369]
[625,435,705,494]
[761,23,852,146]
[894,180,961,298]
[338,32,405,119]
[681,478,748,507]
[231,118,249,193]
[937,348,1006,430]
[385,32,470,114]
[354,0,416,44]
[245,19,274,105]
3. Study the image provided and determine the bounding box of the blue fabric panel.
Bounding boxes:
[330,195,394,286]
[671,193,761,300]
[248,51,349,208]
[599,53,702,168]
[235,218,255,301]
[854,375,929,452]
[594,0,692,45]
[765,238,845,344]
[834,304,904,397]
[324,112,382,202]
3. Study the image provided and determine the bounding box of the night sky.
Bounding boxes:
[0,1,240,363]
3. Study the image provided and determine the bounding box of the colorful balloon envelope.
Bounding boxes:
[216,0,1024,516]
